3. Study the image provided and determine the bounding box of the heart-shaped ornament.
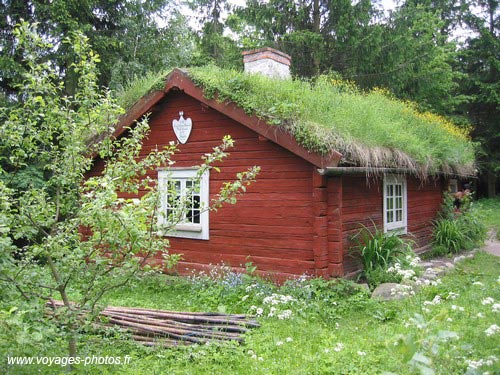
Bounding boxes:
[172,111,192,144]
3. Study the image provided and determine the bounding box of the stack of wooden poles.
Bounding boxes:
[47,300,259,347]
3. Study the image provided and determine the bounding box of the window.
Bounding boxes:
[383,175,407,233]
[158,168,209,240]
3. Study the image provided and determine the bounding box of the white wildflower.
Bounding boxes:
[276,341,284,346]
[256,307,263,316]
[485,324,500,337]
[357,351,367,356]
[477,312,485,318]
[424,295,442,306]
[278,309,293,320]
[447,292,460,300]
[333,343,344,352]
[482,297,495,305]
[286,337,293,342]
[242,295,249,301]
[492,303,500,313]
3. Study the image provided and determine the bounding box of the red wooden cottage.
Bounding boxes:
[90,48,476,280]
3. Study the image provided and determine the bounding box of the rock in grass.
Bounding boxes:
[371,283,404,301]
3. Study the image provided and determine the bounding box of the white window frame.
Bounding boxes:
[158,168,209,240]
[383,174,407,233]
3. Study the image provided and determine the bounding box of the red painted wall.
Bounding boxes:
[336,175,444,275]
[407,177,445,249]
[132,91,316,278]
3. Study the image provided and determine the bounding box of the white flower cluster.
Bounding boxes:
[390,284,415,298]
[247,350,264,361]
[466,355,498,370]
[447,292,460,300]
[406,254,421,267]
[276,337,293,346]
[492,303,500,313]
[249,293,296,320]
[485,324,500,337]
[482,297,495,305]
[263,294,296,305]
[423,295,442,306]
[387,261,417,281]
[333,343,344,352]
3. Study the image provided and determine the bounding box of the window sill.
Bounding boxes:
[385,226,407,235]
[174,223,202,232]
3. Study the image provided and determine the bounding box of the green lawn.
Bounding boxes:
[476,197,500,238]
[2,199,500,374]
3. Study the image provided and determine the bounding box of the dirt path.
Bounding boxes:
[483,231,500,257]
[484,230,500,257]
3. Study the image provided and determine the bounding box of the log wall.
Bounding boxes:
[126,91,315,278]
[338,175,444,275]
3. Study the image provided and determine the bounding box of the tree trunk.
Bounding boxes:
[312,0,321,75]
[46,254,78,366]
[487,170,496,198]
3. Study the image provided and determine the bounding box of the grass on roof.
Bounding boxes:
[115,65,477,177]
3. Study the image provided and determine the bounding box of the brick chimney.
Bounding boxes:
[242,47,291,79]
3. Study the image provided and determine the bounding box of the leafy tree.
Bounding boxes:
[233,0,378,77]
[0,23,258,360]
[0,0,195,97]
[353,4,463,114]
[187,0,241,68]
[456,0,499,196]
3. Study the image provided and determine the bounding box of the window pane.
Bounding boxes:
[387,210,393,223]
[396,197,402,209]
[186,196,201,224]
[396,209,402,221]
[396,184,402,196]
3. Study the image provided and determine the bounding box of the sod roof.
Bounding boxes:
[117,65,476,178]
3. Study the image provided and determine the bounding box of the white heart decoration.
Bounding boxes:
[172,111,192,144]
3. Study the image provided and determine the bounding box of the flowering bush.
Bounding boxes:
[351,223,420,288]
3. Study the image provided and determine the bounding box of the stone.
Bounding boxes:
[358,283,370,292]
[371,283,404,301]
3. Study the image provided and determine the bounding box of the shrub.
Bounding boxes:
[433,218,465,253]
[353,224,413,272]
[432,197,487,255]
[351,223,417,287]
